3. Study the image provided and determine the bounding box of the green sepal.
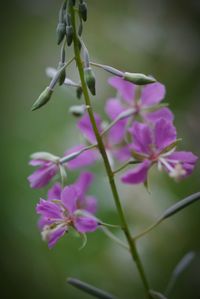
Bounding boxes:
[79,2,87,22]
[84,67,96,95]
[56,22,66,45]
[31,87,53,111]
[159,139,182,155]
[66,25,73,46]
[124,72,156,85]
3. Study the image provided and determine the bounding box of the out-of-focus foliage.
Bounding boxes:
[1,1,200,298]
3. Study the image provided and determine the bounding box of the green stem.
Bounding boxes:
[133,219,162,241]
[71,8,152,299]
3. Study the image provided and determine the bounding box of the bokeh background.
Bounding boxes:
[1,0,200,298]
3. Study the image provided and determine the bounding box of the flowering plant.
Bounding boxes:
[28,1,199,298]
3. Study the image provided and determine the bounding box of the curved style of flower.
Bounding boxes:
[107,76,173,124]
[28,145,97,189]
[121,119,198,184]
[77,112,131,164]
[36,172,98,248]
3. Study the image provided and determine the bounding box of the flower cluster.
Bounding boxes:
[28,76,198,247]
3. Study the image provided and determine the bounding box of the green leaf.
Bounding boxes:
[160,192,200,221]
[165,251,195,296]
[67,278,118,299]
[149,290,168,299]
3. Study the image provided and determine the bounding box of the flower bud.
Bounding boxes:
[66,25,73,46]
[84,67,96,96]
[123,72,156,85]
[69,105,87,117]
[79,2,87,22]
[56,22,66,45]
[76,86,83,99]
[58,62,66,86]
[31,87,53,111]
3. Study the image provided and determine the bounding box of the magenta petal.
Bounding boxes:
[77,113,102,144]
[105,98,125,120]
[108,121,127,144]
[74,216,98,233]
[28,163,58,189]
[144,107,174,123]
[47,183,62,200]
[168,151,198,164]
[84,196,97,214]
[74,172,94,198]
[36,199,62,219]
[141,82,166,106]
[48,226,66,248]
[108,76,135,103]
[167,151,198,176]
[61,186,79,213]
[66,145,98,170]
[129,121,153,155]
[121,160,151,184]
[154,119,177,152]
[112,145,132,162]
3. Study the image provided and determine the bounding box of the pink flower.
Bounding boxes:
[28,145,97,189]
[106,76,173,124]
[77,112,131,164]
[121,119,198,184]
[36,172,98,248]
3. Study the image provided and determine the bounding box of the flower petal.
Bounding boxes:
[47,226,66,248]
[108,76,135,103]
[112,145,132,162]
[74,216,98,233]
[28,163,58,189]
[105,98,125,120]
[108,121,127,144]
[167,151,198,176]
[61,186,79,213]
[36,199,62,219]
[141,82,166,106]
[144,107,174,123]
[154,119,177,152]
[121,160,151,184]
[129,121,153,155]
[84,196,97,214]
[77,113,102,144]
[74,172,94,198]
[47,183,62,200]
[66,145,98,170]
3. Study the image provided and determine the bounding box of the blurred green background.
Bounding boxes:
[1,0,200,298]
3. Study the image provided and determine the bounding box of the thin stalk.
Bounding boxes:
[133,219,162,241]
[70,7,152,299]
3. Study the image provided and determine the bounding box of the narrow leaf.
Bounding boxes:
[67,278,118,299]
[160,192,200,221]
[149,290,168,299]
[165,251,195,296]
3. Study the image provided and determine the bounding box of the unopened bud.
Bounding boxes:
[58,62,66,86]
[69,105,87,117]
[123,72,156,85]
[79,2,87,22]
[66,25,73,46]
[56,22,66,45]
[31,87,53,111]
[69,0,76,7]
[76,86,83,99]
[84,67,96,96]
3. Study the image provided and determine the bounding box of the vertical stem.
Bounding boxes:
[70,8,152,299]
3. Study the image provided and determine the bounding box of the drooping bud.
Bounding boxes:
[84,67,96,95]
[66,14,73,46]
[56,1,67,45]
[79,1,87,22]
[123,72,156,85]
[56,22,66,45]
[76,86,83,99]
[58,61,66,85]
[78,18,83,36]
[31,87,53,111]
[69,104,87,117]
